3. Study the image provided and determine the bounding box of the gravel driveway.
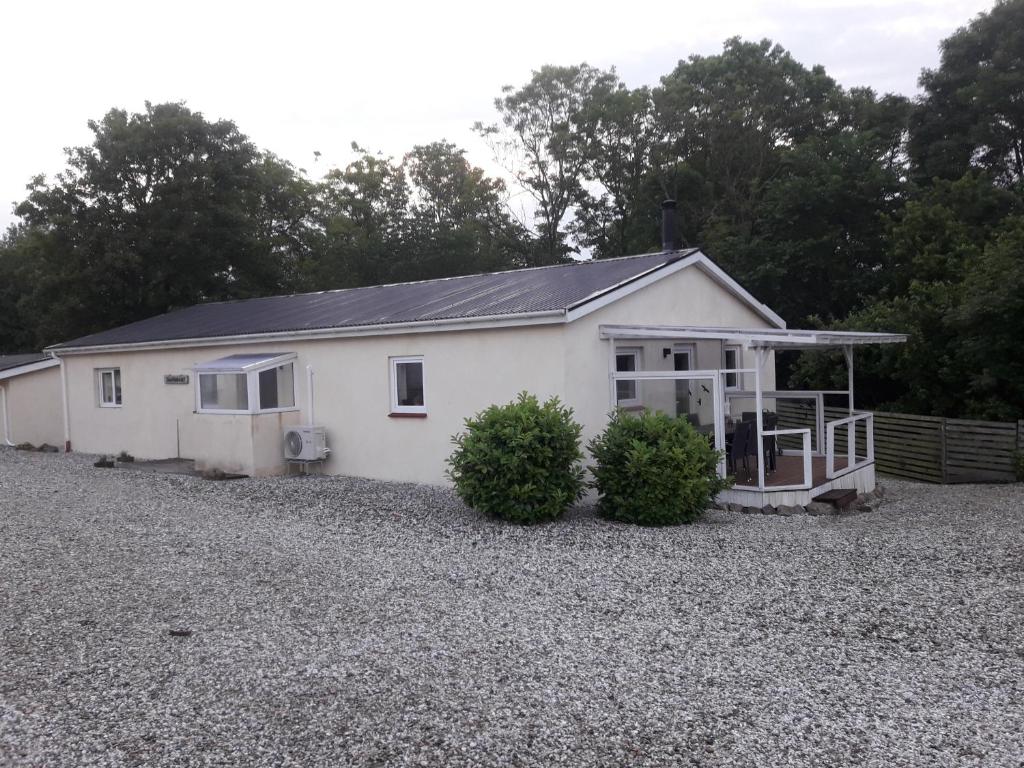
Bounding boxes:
[1,449,1022,767]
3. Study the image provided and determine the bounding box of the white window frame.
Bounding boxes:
[672,343,696,371]
[389,355,427,415]
[614,347,642,408]
[194,354,299,415]
[97,368,122,408]
[723,345,742,391]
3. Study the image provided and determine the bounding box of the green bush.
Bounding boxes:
[588,410,729,526]
[447,392,586,524]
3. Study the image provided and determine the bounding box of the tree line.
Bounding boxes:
[2,0,1022,419]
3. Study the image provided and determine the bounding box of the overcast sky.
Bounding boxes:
[1,0,994,231]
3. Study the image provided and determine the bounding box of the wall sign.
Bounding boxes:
[165,374,190,385]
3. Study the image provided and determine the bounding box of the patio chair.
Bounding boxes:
[728,420,756,482]
[741,410,778,471]
[763,412,779,471]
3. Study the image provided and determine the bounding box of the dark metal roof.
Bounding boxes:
[52,250,698,350]
[0,353,50,373]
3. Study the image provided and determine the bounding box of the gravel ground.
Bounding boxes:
[1,449,1022,767]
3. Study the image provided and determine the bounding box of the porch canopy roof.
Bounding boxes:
[193,352,296,373]
[598,324,906,350]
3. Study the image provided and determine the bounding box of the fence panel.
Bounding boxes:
[944,418,1018,483]
[774,402,1022,483]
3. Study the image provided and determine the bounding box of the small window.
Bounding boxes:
[258,363,295,410]
[615,348,641,407]
[390,356,426,414]
[724,346,741,390]
[199,373,249,411]
[97,368,122,407]
[194,353,298,414]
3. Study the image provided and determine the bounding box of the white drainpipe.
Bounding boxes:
[1,385,15,446]
[306,365,315,425]
[59,356,71,452]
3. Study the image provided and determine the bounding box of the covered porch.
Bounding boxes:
[600,324,907,508]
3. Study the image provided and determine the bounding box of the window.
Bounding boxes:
[199,373,249,411]
[258,364,296,410]
[390,356,426,415]
[671,344,696,414]
[724,345,741,390]
[194,353,298,414]
[97,368,122,407]
[615,348,641,407]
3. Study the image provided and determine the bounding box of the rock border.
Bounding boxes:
[717,485,887,516]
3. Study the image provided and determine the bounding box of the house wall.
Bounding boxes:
[563,264,778,451]
[56,262,779,486]
[2,366,63,447]
[59,323,567,484]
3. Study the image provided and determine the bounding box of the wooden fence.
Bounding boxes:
[775,402,1023,484]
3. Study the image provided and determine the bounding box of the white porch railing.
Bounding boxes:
[826,412,874,479]
[761,428,812,491]
[726,390,850,454]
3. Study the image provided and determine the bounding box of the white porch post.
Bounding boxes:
[844,345,855,466]
[844,345,854,414]
[754,347,767,490]
[607,336,617,411]
[713,371,726,479]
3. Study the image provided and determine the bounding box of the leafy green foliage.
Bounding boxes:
[447,393,585,524]
[588,410,729,526]
[8,103,303,349]
[791,173,1024,420]
[910,0,1024,185]
[0,118,526,353]
[475,64,618,264]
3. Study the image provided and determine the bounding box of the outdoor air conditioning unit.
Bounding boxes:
[283,425,329,461]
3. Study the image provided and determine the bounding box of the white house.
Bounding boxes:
[40,239,904,508]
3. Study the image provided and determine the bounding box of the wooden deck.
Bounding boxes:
[733,454,849,488]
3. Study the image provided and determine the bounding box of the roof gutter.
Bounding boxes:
[45,309,568,356]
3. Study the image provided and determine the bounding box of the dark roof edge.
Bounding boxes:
[0,356,60,380]
[563,249,695,314]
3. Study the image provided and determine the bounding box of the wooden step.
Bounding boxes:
[812,488,858,509]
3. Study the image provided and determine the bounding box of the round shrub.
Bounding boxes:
[588,410,729,526]
[447,392,586,524]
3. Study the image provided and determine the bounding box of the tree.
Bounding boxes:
[300,141,531,289]
[650,39,910,323]
[401,141,530,279]
[910,0,1024,187]
[710,110,909,324]
[11,102,308,347]
[654,37,846,241]
[572,83,661,258]
[475,64,618,264]
[305,144,410,290]
[790,174,1024,419]
[955,215,1024,418]
[0,226,39,353]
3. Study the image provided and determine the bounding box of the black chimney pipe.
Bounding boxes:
[661,199,678,251]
